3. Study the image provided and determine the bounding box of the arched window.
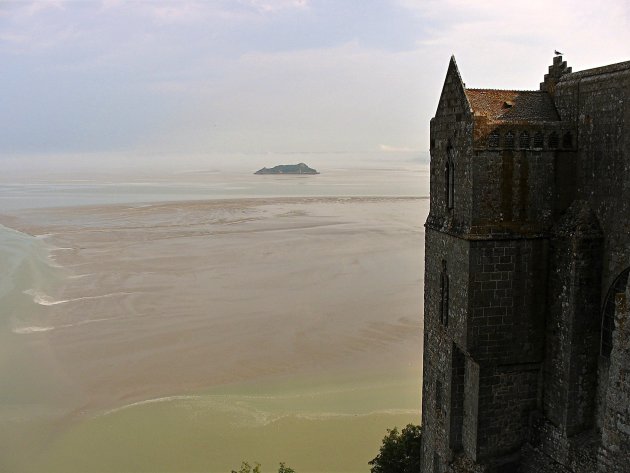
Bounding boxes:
[519,131,530,149]
[488,130,500,148]
[601,267,630,358]
[548,132,559,148]
[562,132,573,149]
[533,131,544,148]
[504,131,515,149]
[446,145,454,210]
[440,260,449,326]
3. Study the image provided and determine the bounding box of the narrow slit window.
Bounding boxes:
[440,260,449,326]
[446,145,454,210]
[533,131,544,148]
[548,132,559,148]
[562,132,573,148]
[435,380,442,412]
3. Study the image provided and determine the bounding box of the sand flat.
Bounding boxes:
[0,196,427,472]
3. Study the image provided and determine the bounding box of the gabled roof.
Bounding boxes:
[465,89,559,122]
[434,56,473,117]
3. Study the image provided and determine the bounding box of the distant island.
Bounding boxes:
[254,163,319,175]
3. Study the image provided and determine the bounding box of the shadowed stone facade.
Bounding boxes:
[421,56,630,472]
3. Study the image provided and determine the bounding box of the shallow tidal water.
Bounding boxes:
[0,166,429,473]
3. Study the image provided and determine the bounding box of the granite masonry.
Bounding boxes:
[420,56,630,472]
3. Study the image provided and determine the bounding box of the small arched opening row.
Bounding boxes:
[487,129,574,150]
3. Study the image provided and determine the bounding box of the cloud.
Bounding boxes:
[241,0,309,13]
[93,0,309,26]
[135,40,432,154]
[2,0,628,159]
[0,0,65,18]
[23,0,65,16]
[145,2,206,24]
[397,0,630,88]
[0,1,87,54]
[380,145,422,153]
[100,0,124,9]
[0,32,29,44]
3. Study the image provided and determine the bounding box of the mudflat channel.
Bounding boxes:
[1,196,427,473]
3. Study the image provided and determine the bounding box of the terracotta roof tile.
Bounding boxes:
[465,89,559,122]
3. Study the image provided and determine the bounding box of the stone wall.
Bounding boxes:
[598,286,630,472]
[471,148,557,236]
[466,239,546,365]
[555,64,630,291]
[421,56,630,473]
[421,229,471,472]
[554,63,630,470]
[475,365,539,461]
[428,57,475,236]
[544,202,603,436]
[466,238,546,461]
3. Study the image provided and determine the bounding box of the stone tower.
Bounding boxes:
[421,56,630,472]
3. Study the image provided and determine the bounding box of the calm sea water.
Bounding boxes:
[0,224,63,334]
[0,166,428,212]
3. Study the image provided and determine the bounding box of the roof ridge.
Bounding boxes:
[560,60,630,81]
[466,88,545,93]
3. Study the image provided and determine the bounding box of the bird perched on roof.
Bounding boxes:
[555,50,563,56]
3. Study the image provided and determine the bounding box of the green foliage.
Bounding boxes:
[368,424,422,473]
[231,461,261,473]
[230,462,295,473]
[277,462,295,473]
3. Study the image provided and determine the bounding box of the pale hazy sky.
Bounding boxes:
[1,0,629,168]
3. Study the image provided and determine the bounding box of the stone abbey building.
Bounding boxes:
[421,56,630,472]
